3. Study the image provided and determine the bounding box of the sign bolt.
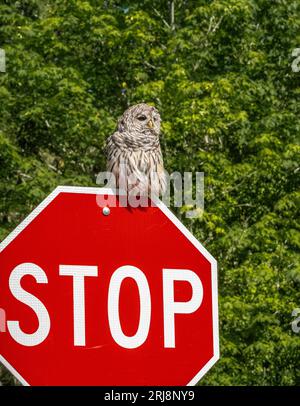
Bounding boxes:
[102,207,110,216]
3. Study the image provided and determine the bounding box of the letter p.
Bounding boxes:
[163,269,203,348]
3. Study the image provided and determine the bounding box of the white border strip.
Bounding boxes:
[0,186,219,386]
[0,355,29,386]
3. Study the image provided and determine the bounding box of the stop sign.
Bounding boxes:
[0,186,219,386]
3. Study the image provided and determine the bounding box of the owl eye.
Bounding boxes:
[137,115,147,121]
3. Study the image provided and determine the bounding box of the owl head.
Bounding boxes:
[118,103,161,136]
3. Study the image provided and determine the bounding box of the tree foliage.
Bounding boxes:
[0,0,299,385]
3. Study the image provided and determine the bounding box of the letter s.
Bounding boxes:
[7,263,50,346]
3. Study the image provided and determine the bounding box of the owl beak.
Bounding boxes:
[147,119,154,129]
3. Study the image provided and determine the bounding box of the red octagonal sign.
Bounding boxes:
[0,186,219,386]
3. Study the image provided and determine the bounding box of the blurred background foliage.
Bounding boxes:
[0,0,299,385]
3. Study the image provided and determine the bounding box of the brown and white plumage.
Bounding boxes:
[106,103,166,196]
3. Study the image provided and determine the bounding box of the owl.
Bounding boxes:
[106,103,166,197]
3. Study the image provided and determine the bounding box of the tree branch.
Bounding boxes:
[153,7,171,29]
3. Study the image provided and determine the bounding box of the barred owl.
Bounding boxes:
[106,103,166,197]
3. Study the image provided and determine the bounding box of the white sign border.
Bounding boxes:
[0,186,219,386]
